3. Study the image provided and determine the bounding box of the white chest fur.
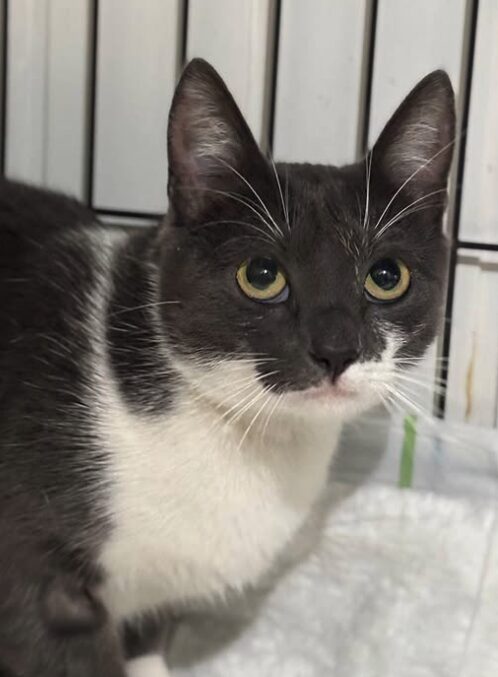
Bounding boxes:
[97,388,340,621]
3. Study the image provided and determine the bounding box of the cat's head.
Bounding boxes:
[157,58,455,420]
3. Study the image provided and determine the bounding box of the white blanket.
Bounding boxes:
[169,482,498,677]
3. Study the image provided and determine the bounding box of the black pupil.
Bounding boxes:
[246,258,278,290]
[370,259,401,290]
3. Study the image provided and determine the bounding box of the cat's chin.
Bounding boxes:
[283,380,381,421]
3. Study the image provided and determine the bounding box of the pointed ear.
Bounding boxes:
[167,58,267,223]
[372,70,456,197]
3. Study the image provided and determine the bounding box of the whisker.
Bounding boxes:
[384,391,411,419]
[376,203,445,240]
[217,158,284,239]
[192,219,277,245]
[226,386,269,429]
[375,188,447,240]
[210,385,263,431]
[191,368,279,402]
[203,370,278,425]
[355,193,363,226]
[360,365,448,386]
[393,356,450,366]
[110,299,181,317]
[393,372,447,389]
[187,186,280,241]
[384,383,443,418]
[373,137,457,232]
[363,149,373,231]
[259,392,284,445]
[384,385,496,455]
[236,386,277,453]
[376,388,397,417]
[284,166,290,231]
[189,375,262,407]
[269,155,290,230]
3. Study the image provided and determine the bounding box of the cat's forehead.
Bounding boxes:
[285,164,362,225]
[279,161,430,265]
[281,164,369,259]
[285,163,359,203]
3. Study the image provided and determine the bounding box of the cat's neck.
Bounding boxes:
[106,228,174,414]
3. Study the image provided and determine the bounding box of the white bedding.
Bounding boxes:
[169,482,498,677]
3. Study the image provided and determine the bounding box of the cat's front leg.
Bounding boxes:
[126,654,171,677]
[123,612,175,677]
[0,569,127,677]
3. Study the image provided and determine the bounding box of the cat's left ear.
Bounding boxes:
[167,58,269,223]
[372,70,456,197]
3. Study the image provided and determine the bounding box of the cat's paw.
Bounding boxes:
[126,654,171,677]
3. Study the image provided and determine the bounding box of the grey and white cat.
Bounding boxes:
[0,59,454,676]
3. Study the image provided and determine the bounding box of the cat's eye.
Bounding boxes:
[364,258,410,303]
[236,257,289,303]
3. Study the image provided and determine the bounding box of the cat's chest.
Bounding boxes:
[97,396,339,621]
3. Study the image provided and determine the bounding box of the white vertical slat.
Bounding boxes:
[93,0,181,213]
[496,360,498,429]
[459,0,498,245]
[368,0,468,413]
[446,251,498,428]
[368,0,467,145]
[6,0,48,184]
[6,0,91,198]
[187,0,273,145]
[0,0,4,165]
[273,0,368,164]
[45,0,92,199]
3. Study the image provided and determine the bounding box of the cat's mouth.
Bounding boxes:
[282,367,385,417]
[302,379,358,401]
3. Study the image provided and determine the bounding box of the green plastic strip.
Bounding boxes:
[399,415,417,488]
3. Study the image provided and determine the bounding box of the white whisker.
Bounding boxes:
[194,218,277,245]
[197,186,280,241]
[236,386,276,453]
[217,158,284,239]
[269,155,290,230]
[363,149,373,231]
[375,188,447,240]
[393,372,447,395]
[226,386,269,428]
[373,138,456,232]
[110,300,181,317]
[284,165,290,230]
[259,392,284,444]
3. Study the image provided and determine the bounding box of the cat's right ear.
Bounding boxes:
[372,70,456,199]
[167,58,268,224]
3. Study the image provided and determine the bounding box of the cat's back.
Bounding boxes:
[0,178,94,235]
[0,181,121,592]
[0,178,98,310]
[0,179,105,367]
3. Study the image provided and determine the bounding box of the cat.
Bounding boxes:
[0,58,455,677]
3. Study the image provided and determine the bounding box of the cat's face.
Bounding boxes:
[158,59,454,420]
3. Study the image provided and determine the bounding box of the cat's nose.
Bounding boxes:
[309,347,359,383]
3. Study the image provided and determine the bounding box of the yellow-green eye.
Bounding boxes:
[364,258,411,302]
[236,257,289,303]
